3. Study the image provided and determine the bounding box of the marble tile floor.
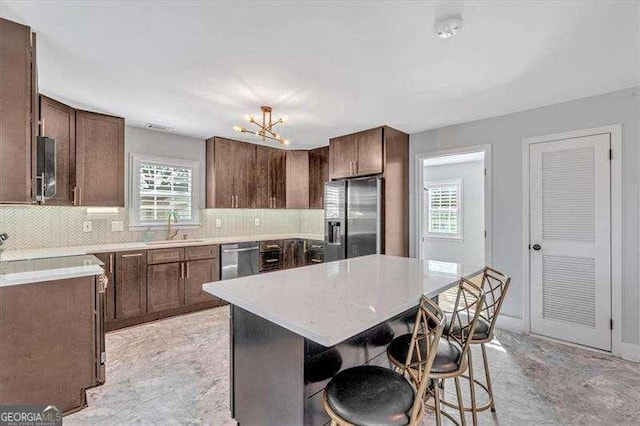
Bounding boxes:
[66,306,640,425]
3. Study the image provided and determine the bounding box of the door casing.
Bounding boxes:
[522,124,622,356]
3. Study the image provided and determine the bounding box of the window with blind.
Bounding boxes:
[425,180,463,239]
[129,154,200,229]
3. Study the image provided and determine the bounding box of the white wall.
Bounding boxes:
[410,87,640,345]
[124,126,206,209]
[422,160,484,266]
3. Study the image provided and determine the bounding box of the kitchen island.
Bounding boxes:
[203,254,481,425]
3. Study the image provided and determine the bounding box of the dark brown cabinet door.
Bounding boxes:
[115,251,147,319]
[233,140,256,208]
[75,110,124,206]
[94,252,116,322]
[255,146,285,209]
[355,127,383,176]
[40,95,75,205]
[286,150,309,208]
[184,258,220,305]
[283,239,306,269]
[329,134,357,180]
[309,146,329,208]
[0,18,34,203]
[209,137,234,208]
[147,262,184,313]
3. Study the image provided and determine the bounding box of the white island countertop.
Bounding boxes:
[0,255,104,287]
[203,254,482,347]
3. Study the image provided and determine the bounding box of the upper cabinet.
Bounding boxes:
[308,146,329,209]
[255,145,286,209]
[329,127,383,179]
[75,110,124,206]
[0,18,36,203]
[39,96,75,205]
[206,137,256,208]
[286,150,309,209]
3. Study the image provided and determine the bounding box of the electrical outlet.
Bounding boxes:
[111,221,124,232]
[83,221,92,233]
[254,218,260,226]
[215,219,222,228]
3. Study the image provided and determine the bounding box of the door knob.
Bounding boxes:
[532,244,542,251]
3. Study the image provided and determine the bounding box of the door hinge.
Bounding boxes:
[484,168,487,176]
[610,319,614,330]
[609,149,613,160]
[484,230,487,238]
[528,244,531,250]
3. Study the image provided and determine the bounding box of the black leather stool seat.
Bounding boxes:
[444,312,490,341]
[325,365,415,426]
[387,335,463,374]
[350,324,395,347]
[304,348,343,384]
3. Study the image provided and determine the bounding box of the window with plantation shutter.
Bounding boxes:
[129,154,200,229]
[425,180,463,239]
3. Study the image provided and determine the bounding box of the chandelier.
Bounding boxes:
[233,105,290,145]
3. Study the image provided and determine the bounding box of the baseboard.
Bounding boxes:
[619,342,640,362]
[495,314,524,333]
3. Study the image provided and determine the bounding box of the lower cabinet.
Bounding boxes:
[147,262,184,313]
[185,258,220,305]
[283,239,307,270]
[115,251,147,320]
[101,244,220,331]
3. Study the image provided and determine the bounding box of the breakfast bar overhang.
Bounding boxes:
[203,254,481,426]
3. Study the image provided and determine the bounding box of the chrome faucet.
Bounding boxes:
[167,211,179,240]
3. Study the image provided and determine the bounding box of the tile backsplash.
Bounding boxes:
[0,206,324,250]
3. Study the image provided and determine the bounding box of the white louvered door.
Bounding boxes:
[529,133,611,350]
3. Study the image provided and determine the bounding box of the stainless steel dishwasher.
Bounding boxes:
[221,242,259,280]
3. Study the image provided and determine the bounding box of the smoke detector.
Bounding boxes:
[145,123,175,132]
[435,15,463,39]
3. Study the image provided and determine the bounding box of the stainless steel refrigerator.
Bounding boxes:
[324,176,383,261]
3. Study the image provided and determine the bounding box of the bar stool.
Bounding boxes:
[440,267,511,423]
[323,295,445,426]
[387,278,485,426]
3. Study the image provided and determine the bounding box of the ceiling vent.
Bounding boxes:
[145,123,175,132]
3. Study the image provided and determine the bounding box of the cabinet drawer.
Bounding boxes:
[147,247,184,264]
[185,245,219,261]
[260,240,284,252]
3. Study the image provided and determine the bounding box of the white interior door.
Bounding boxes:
[529,133,611,350]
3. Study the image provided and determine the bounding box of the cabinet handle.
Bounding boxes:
[186,262,190,278]
[320,196,323,208]
[311,258,323,263]
[354,160,358,175]
[72,187,78,206]
[41,118,45,136]
[109,254,114,274]
[121,253,143,258]
[265,259,279,263]
[78,187,82,206]
[180,262,184,279]
[265,244,280,249]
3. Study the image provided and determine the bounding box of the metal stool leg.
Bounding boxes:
[467,350,478,424]
[454,376,467,426]
[481,343,496,413]
[433,379,443,426]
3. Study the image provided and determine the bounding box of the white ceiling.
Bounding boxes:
[2,1,638,149]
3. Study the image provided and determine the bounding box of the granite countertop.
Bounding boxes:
[203,254,482,346]
[0,233,324,262]
[0,254,105,287]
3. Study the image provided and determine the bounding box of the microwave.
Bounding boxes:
[36,136,56,202]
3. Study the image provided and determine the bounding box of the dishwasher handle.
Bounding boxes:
[222,247,259,253]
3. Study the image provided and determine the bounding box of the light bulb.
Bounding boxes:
[275,134,281,140]
[233,125,243,132]
[282,139,290,145]
[244,114,253,122]
[280,115,288,123]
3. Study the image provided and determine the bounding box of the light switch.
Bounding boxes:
[111,221,124,232]
[215,219,222,228]
[254,218,260,226]
[83,221,92,233]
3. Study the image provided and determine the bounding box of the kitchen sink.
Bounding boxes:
[145,239,205,245]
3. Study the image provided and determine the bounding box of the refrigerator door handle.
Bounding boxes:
[376,177,383,254]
